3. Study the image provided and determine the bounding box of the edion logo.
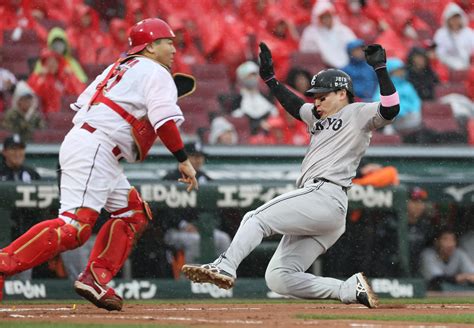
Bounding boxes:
[371,279,414,298]
[348,185,393,208]
[5,280,46,299]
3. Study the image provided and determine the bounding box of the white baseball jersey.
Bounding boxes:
[70,56,184,163]
[297,102,392,188]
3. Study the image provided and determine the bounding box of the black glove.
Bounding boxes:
[364,44,386,69]
[258,42,275,81]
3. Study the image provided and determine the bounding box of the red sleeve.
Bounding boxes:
[156,120,184,152]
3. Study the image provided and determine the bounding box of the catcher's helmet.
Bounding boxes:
[127,18,175,55]
[305,69,354,97]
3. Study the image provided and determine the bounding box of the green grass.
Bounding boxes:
[297,313,474,324]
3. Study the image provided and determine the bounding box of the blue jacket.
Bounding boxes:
[342,40,378,101]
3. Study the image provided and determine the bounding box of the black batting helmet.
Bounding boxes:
[305,69,354,97]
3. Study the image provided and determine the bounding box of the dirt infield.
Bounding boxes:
[0,302,473,327]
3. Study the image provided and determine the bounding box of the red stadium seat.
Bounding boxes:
[225,115,251,142]
[3,29,40,45]
[370,131,402,145]
[46,111,75,130]
[289,52,326,75]
[193,79,231,99]
[421,101,461,133]
[83,64,108,82]
[435,83,467,98]
[448,70,470,83]
[191,63,229,81]
[32,129,67,143]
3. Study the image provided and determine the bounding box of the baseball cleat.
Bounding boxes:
[355,272,379,309]
[74,269,123,311]
[182,264,235,290]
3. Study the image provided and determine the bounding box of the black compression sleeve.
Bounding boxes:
[265,78,305,121]
[375,67,400,120]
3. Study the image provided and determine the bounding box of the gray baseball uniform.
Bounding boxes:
[213,101,392,303]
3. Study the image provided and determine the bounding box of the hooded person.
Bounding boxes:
[373,7,422,60]
[66,4,107,67]
[406,47,440,100]
[257,10,299,80]
[28,49,86,113]
[232,61,278,135]
[372,58,421,136]
[34,27,87,83]
[209,116,238,145]
[434,2,474,71]
[342,39,378,101]
[299,1,356,68]
[97,18,129,65]
[2,81,45,141]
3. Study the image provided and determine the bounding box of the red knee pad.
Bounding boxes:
[60,208,98,249]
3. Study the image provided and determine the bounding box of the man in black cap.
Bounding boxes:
[161,141,230,265]
[162,141,211,184]
[0,134,40,281]
[0,134,40,182]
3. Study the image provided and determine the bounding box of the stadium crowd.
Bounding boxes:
[0,0,473,145]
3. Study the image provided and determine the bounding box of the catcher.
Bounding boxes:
[0,18,198,311]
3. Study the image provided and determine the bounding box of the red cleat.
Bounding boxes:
[74,269,123,311]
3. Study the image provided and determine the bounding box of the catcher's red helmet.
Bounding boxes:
[127,18,175,55]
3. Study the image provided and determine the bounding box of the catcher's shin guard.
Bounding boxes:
[0,208,98,276]
[87,188,151,284]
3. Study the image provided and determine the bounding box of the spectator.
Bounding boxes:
[420,229,474,290]
[373,58,421,138]
[162,141,231,263]
[0,134,41,281]
[423,40,450,83]
[334,0,379,44]
[257,11,299,80]
[285,67,312,95]
[28,49,85,113]
[0,134,39,182]
[231,61,278,135]
[406,187,436,276]
[33,27,87,83]
[97,18,128,65]
[209,116,238,145]
[434,2,474,71]
[467,65,474,100]
[167,15,206,75]
[342,39,378,102]
[459,230,474,263]
[2,81,45,141]
[374,6,431,61]
[66,4,107,66]
[0,64,17,95]
[299,1,356,68]
[406,47,440,101]
[352,161,399,188]
[0,56,17,112]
